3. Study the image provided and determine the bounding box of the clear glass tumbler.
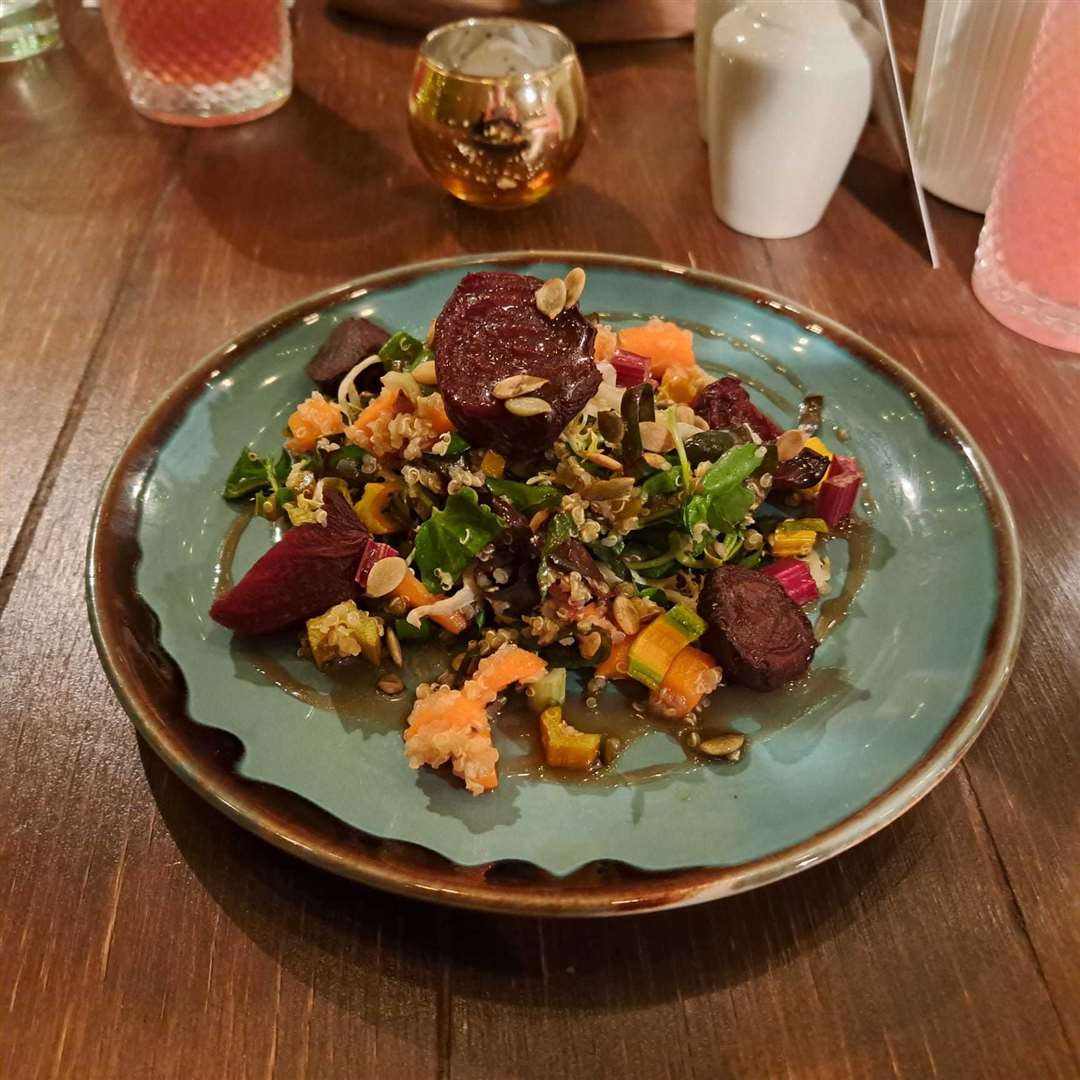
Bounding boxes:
[407,18,587,209]
[0,0,60,63]
[100,0,292,127]
[972,0,1080,353]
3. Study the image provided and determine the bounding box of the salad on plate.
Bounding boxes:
[210,269,864,796]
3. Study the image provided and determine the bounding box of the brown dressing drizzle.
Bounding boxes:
[816,517,873,642]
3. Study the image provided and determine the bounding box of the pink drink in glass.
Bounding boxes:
[972,0,1080,353]
[101,0,291,127]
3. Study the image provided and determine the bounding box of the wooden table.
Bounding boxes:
[2,2,1077,1076]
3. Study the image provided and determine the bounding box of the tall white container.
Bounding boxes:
[694,0,734,140]
[706,0,883,239]
[909,0,1045,214]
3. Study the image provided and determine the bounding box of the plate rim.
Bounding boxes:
[86,250,1024,916]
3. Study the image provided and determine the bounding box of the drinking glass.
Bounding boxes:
[972,0,1080,352]
[0,0,60,63]
[407,18,587,209]
[100,0,291,127]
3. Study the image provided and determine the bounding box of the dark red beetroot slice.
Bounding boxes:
[770,447,830,494]
[433,271,599,458]
[210,493,370,635]
[698,564,817,691]
[305,317,390,397]
[693,377,783,443]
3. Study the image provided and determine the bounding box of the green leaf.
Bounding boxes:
[379,331,431,373]
[683,443,761,534]
[700,443,761,493]
[394,617,432,642]
[487,477,563,513]
[642,467,682,499]
[223,447,283,501]
[413,487,504,591]
[541,511,575,558]
[444,432,471,456]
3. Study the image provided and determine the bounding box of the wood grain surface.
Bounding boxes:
[1,1,1077,1077]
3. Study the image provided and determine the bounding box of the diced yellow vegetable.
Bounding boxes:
[769,525,819,558]
[539,706,601,770]
[306,601,382,669]
[803,436,834,499]
[660,363,712,405]
[628,604,705,690]
[480,449,506,479]
[354,481,400,534]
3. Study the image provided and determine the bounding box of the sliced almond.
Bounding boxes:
[612,595,640,636]
[535,277,567,320]
[563,267,586,307]
[505,396,553,417]
[777,428,809,462]
[493,373,549,400]
[699,733,746,758]
[412,359,438,386]
[643,452,670,471]
[639,420,673,453]
[366,556,408,598]
[583,450,623,473]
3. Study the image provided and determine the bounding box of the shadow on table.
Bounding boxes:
[139,734,932,1019]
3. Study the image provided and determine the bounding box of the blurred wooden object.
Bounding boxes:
[330,0,694,43]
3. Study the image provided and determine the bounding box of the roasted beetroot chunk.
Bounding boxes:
[770,447,831,494]
[305,317,390,396]
[433,271,599,458]
[210,493,370,635]
[693,377,783,443]
[698,564,817,691]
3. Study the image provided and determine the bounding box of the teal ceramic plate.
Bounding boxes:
[88,253,1022,916]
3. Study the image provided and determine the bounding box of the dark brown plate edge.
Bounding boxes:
[86,250,1024,917]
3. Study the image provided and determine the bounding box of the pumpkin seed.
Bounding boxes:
[366,556,408,598]
[582,476,635,501]
[597,411,625,443]
[563,266,586,307]
[698,733,746,758]
[535,277,567,319]
[493,373,549,400]
[377,673,405,695]
[505,396,553,417]
[412,359,438,385]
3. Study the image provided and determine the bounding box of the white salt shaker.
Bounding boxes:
[707,0,884,239]
[694,0,734,140]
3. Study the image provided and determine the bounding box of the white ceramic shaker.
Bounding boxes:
[909,0,1044,214]
[706,0,884,239]
[694,0,734,140]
